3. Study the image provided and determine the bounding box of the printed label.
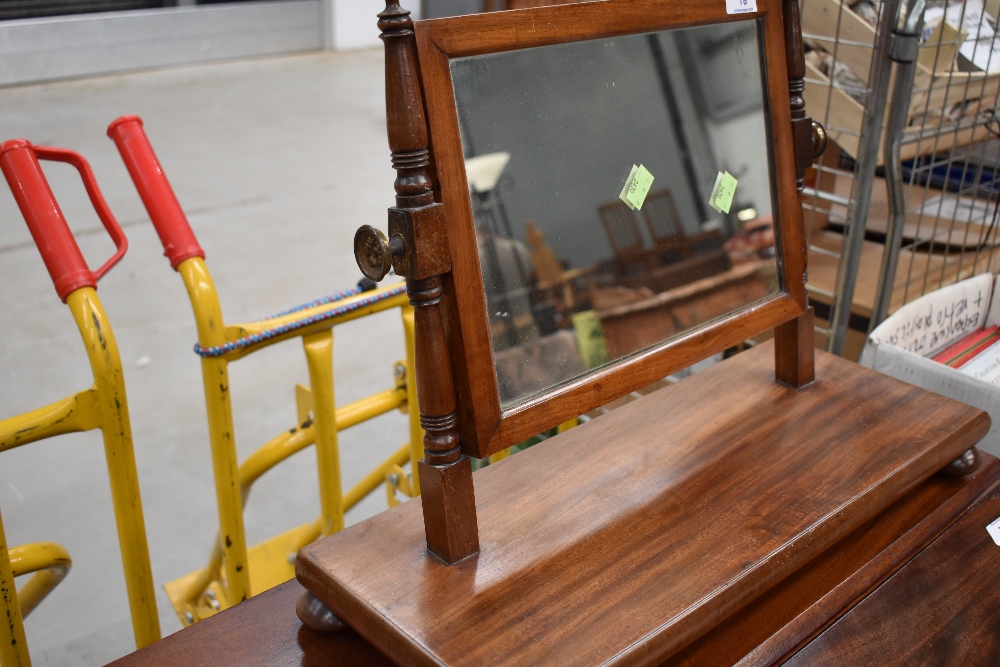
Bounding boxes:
[726,0,758,15]
[709,171,738,214]
[619,164,639,209]
[619,164,655,211]
[987,515,1000,546]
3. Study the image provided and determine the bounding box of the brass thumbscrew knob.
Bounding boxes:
[811,120,828,158]
[354,225,406,282]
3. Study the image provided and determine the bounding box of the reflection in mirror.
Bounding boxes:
[450,20,781,408]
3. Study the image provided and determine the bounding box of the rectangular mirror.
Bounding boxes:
[415,0,807,455]
[451,21,781,407]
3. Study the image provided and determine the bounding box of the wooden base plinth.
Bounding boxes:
[418,456,479,564]
[296,342,988,667]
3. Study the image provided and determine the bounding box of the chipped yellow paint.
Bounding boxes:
[0,508,30,667]
[1,286,160,664]
[168,257,423,623]
[7,542,72,618]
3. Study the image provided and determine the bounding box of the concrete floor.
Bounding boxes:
[0,49,412,664]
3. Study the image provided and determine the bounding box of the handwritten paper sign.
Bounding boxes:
[709,171,738,214]
[873,287,986,356]
[619,164,654,210]
[726,0,757,15]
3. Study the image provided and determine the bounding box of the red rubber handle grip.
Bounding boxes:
[107,116,204,271]
[0,139,128,302]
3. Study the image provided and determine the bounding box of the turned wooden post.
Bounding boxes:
[775,0,817,387]
[784,0,812,191]
[376,0,480,564]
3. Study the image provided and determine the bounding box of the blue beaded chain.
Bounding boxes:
[265,286,361,319]
[194,283,407,358]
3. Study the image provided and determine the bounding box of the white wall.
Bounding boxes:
[327,0,421,51]
[0,0,423,87]
[0,1,323,87]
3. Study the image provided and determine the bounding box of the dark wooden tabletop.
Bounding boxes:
[108,579,392,667]
[110,460,1000,667]
[786,477,1000,666]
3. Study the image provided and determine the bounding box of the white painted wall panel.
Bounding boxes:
[0,1,323,86]
[330,0,421,51]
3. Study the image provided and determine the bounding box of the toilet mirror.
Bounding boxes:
[413,0,807,455]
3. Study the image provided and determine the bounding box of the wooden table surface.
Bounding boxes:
[786,475,1000,666]
[108,579,392,667]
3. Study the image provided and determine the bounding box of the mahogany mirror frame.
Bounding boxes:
[412,0,808,459]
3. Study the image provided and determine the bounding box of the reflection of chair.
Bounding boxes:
[641,189,724,257]
[600,194,731,293]
[599,200,655,274]
[525,221,597,320]
[639,189,689,258]
[524,220,563,283]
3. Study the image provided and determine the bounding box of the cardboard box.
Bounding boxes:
[802,0,962,81]
[801,0,999,162]
[861,273,1000,456]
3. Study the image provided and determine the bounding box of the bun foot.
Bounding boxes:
[942,448,981,478]
[296,590,346,633]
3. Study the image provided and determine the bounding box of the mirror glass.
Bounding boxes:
[450,20,781,408]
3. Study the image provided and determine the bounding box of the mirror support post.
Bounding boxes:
[775,0,816,388]
[380,1,480,564]
[775,307,816,387]
[783,0,813,189]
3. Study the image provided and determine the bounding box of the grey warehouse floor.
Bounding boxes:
[0,49,412,665]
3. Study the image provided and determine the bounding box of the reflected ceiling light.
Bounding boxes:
[465,151,511,192]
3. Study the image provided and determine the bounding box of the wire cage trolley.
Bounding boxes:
[801,0,1000,357]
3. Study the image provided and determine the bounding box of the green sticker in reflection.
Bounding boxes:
[571,310,610,369]
[709,171,738,214]
[619,164,654,210]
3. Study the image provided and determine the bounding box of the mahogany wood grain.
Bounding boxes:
[409,276,479,562]
[297,341,989,667]
[107,580,393,667]
[413,0,808,457]
[108,461,998,667]
[784,472,1000,666]
[773,0,815,385]
[769,0,809,312]
[416,455,479,564]
[381,1,479,563]
[505,0,579,8]
[774,307,816,387]
[673,454,1000,666]
[783,0,813,189]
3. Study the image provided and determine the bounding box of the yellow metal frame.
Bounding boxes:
[0,287,161,667]
[164,257,423,625]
